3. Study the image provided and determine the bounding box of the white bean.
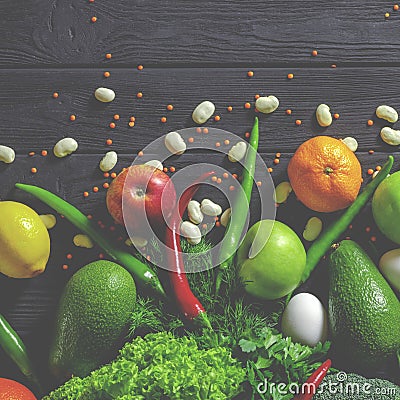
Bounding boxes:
[228,141,247,162]
[73,234,94,249]
[99,151,118,172]
[0,145,15,164]
[274,181,292,204]
[145,159,163,170]
[220,208,231,227]
[39,214,57,229]
[315,104,332,127]
[201,199,222,216]
[180,221,202,245]
[192,101,215,124]
[187,200,203,224]
[303,217,323,242]
[53,138,78,158]
[94,87,115,103]
[125,236,148,248]
[341,137,358,152]
[376,105,398,123]
[255,95,279,114]
[380,127,400,146]
[165,131,186,155]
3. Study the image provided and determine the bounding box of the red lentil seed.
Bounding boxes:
[223,172,229,179]
[202,223,208,230]
[268,167,273,173]
[137,65,144,70]
[103,182,110,189]
[273,158,280,165]
[128,122,135,127]
[216,221,221,227]
[93,186,99,193]
[62,264,69,270]
[138,150,144,157]
[245,132,250,138]
[106,139,113,145]
[99,253,104,259]
[385,12,390,18]
[217,178,222,184]
[331,64,337,68]
[66,254,73,260]
[286,109,292,115]
[227,106,233,112]
[232,173,238,179]
[394,4,399,11]
[31,167,37,174]
[103,71,110,78]
[244,102,251,109]
[91,16,97,22]
[83,191,89,197]
[41,150,48,156]
[215,142,221,147]
[333,113,340,119]
[367,169,374,175]
[28,151,35,156]
[224,139,230,145]
[365,226,371,233]
[312,50,318,56]
[160,117,167,123]
[376,165,382,171]
[103,173,110,178]
[136,92,143,98]
[295,119,302,125]
[167,104,174,111]
[52,92,59,99]
[212,176,218,182]
[371,236,377,242]
[109,122,116,129]
[163,167,168,173]
[188,137,194,143]
[256,181,262,187]
[275,152,281,158]
[70,114,76,121]
[287,73,294,79]
[130,116,136,122]
[113,114,120,120]
[254,94,260,100]
[214,115,221,121]
[369,149,375,154]
[367,119,374,126]
[196,127,202,134]
[247,71,254,77]
[349,224,353,229]
[106,53,112,59]
[170,166,176,172]
[229,185,235,191]
[203,128,209,134]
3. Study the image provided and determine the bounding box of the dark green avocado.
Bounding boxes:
[49,260,136,381]
[328,240,400,365]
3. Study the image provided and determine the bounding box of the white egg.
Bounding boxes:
[379,249,400,292]
[281,293,328,347]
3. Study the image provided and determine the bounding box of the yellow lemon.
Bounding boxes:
[0,201,50,278]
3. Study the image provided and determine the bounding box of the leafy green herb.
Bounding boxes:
[44,332,246,400]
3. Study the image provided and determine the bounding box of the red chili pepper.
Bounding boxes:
[293,359,331,400]
[165,171,214,329]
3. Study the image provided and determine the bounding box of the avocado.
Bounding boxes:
[328,240,400,365]
[49,260,136,380]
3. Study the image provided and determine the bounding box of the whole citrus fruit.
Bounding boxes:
[0,378,37,400]
[372,171,400,244]
[0,201,50,278]
[287,136,362,212]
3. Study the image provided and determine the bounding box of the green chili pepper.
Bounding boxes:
[302,155,394,282]
[215,117,259,294]
[15,183,166,298]
[0,314,41,391]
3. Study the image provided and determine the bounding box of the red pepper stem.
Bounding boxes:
[166,170,214,329]
[293,359,332,400]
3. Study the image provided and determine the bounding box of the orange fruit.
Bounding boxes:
[0,378,37,400]
[287,136,362,212]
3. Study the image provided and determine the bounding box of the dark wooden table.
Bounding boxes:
[1,0,400,396]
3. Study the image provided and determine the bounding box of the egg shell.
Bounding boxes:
[379,248,400,292]
[281,292,328,347]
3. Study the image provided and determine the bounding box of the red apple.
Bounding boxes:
[106,165,176,237]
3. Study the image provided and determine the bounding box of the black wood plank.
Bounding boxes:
[0,0,400,66]
[0,67,400,154]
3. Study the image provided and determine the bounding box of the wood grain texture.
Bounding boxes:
[1,67,400,154]
[0,0,400,66]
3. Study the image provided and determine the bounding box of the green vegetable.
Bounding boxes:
[50,260,137,380]
[0,314,41,391]
[302,155,394,283]
[15,183,166,298]
[215,117,259,294]
[239,326,330,399]
[328,240,400,366]
[314,373,400,400]
[44,332,246,399]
